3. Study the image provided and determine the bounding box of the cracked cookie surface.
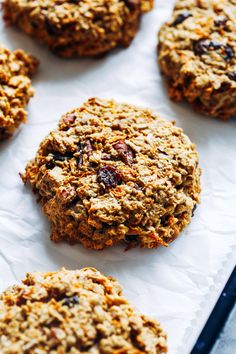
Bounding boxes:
[22,98,201,250]
[0,268,167,353]
[3,0,153,57]
[158,0,236,120]
[0,46,38,140]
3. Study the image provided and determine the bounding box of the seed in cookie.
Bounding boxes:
[0,268,167,353]
[158,0,236,120]
[0,45,38,141]
[2,0,153,57]
[22,98,201,250]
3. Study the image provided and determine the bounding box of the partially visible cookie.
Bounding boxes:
[3,0,153,57]
[0,46,38,140]
[0,268,167,353]
[22,97,201,250]
[158,0,236,120]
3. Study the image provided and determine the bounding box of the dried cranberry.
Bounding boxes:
[77,140,93,167]
[113,140,134,165]
[62,295,79,307]
[97,165,122,188]
[228,71,236,82]
[77,144,83,167]
[101,154,112,161]
[85,140,93,159]
[172,12,192,26]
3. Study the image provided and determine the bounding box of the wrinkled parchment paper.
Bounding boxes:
[0,1,235,353]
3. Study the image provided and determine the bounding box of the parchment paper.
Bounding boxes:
[0,1,235,353]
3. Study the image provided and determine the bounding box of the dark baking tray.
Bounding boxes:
[190,267,236,354]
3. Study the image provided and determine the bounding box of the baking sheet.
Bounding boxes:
[0,1,236,353]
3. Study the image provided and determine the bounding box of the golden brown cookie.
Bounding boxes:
[22,98,201,250]
[158,0,236,120]
[3,0,153,57]
[0,268,167,353]
[0,46,38,140]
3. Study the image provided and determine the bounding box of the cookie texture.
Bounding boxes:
[22,98,201,250]
[0,46,38,140]
[0,268,167,353]
[3,0,153,57]
[158,0,236,120]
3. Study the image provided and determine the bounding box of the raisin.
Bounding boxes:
[53,152,73,161]
[223,45,234,61]
[193,39,234,61]
[113,140,134,165]
[46,159,55,169]
[191,204,197,217]
[172,12,192,26]
[124,235,139,250]
[228,71,236,82]
[210,42,223,50]
[77,154,83,167]
[45,19,61,36]
[193,39,211,55]
[214,17,228,28]
[62,295,79,307]
[63,114,76,125]
[97,165,122,188]
[31,20,38,29]
[124,0,140,12]
[0,127,6,136]
[218,81,231,93]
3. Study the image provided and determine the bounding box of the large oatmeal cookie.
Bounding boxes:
[0,268,167,353]
[158,0,236,120]
[22,98,201,250]
[3,0,153,57]
[0,46,38,140]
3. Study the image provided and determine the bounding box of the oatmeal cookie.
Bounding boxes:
[0,46,38,140]
[22,98,201,250]
[158,0,236,120]
[0,268,167,353]
[3,0,153,58]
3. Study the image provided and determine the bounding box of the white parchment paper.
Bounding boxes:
[0,1,235,353]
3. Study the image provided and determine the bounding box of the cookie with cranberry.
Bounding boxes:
[158,0,236,120]
[0,268,167,353]
[3,0,153,57]
[22,98,201,250]
[0,46,38,140]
